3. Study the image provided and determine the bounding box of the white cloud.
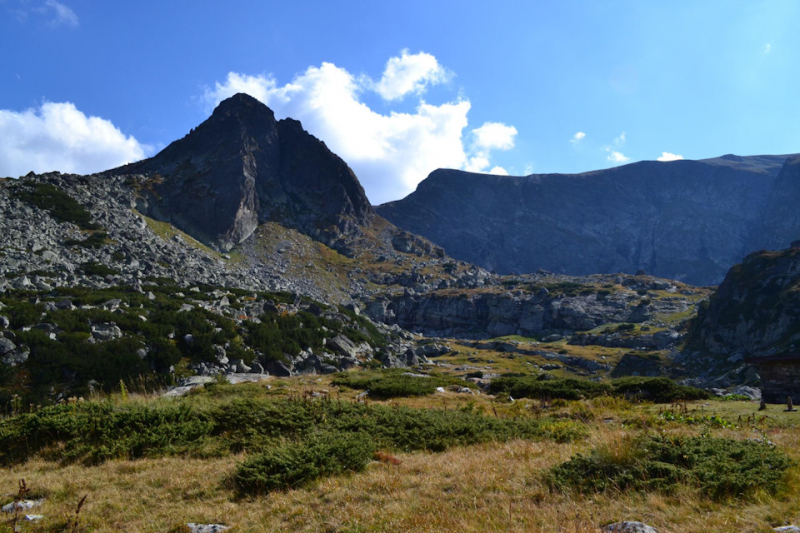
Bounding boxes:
[471,122,517,151]
[606,150,630,163]
[43,0,77,27]
[374,49,450,101]
[657,151,684,162]
[764,43,772,54]
[203,51,517,204]
[12,0,78,27]
[0,101,151,178]
[570,131,586,144]
[613,131,626,147]
[488,166,509,176]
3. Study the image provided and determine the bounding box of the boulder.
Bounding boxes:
[328,334,358,358]
[91,322,122,342]
[0,337,16,355]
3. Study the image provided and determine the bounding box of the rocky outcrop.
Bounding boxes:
[377,154,797,285]
[369,287,654,339]
[114,93,374,253]
[694,244,800,358]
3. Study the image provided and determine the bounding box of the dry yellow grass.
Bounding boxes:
[3,429,799,533]
[3,394,800,532]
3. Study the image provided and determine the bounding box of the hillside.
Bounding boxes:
[377,154,800,285]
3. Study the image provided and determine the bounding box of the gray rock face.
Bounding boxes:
[115,93,373,253]
[375,288,654,339]
[695,245,800,357]
[377,154,798,285]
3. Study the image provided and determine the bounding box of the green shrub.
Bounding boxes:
[332,369,471,400]
[234,431,375,494]
[80,262,119,277]
[489,375,609,400]
[15,183,99,230]
[611,377,710,403]
[0,396,582,466]
[65,232,109,249]
[548,434,794,501]
[489,375,709,403]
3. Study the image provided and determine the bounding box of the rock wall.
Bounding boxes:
[368,288,653,339]
[377,154,798,285]
[694,244,800,358]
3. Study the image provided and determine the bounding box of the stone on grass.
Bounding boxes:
[187,524,229,533]
[602,522,657,533]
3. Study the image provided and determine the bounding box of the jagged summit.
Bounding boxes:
[114,93,373,252]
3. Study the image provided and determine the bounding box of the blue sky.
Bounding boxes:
[1,0,798,204]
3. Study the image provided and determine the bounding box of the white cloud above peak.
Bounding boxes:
[203,51,517,204]
[657,151,684,162]
[606,150,630,163]
[374,50,451,101]
[0,102,150,178]
[570,131,586,144]
[472,122,518,151]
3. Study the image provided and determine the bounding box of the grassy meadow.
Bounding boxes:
[1,369,799,533]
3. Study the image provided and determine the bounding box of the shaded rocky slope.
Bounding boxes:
[377,154,798,285]
[114,93,374,253]
[751,155,800,252]
[694,243,800,359]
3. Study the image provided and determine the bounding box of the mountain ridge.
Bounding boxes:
[377,154,800,285]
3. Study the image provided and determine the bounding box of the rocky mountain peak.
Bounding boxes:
[114,93,373,252]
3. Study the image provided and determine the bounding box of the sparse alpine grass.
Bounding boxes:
[548,434,794,501]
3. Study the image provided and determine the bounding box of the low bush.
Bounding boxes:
[489,375,710,403]
[15,183,99,230]
[489,375,608,401]
[332,369,471,399]
[80,261,119,277]
[0,396,583,466]
[611,377,710,403]
[233,431,375,494]
[65,232,109,249]
[548,434,794,501]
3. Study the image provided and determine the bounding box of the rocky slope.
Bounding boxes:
[694,243,800,359]
[377,154,799,285]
